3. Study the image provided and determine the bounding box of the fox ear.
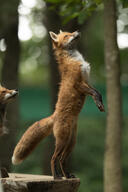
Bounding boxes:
[59,30,63,33]
[49,31,58,42]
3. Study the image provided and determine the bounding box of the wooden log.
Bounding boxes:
[0,173,80,192]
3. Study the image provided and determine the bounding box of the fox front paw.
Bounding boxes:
[93,91,105,112]
[96,101,105,112]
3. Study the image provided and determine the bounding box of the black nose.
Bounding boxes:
[15,89,18,92]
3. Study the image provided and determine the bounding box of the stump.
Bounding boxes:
[0,173,80,192]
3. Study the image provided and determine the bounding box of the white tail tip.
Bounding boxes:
[12,156,22,165]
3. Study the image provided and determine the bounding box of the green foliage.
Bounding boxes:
[45,0,103,24]
[44,0,128,24]
[120,0,128,8]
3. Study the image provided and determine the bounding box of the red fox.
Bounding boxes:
[0,85,18,136]
[12,30,104,179]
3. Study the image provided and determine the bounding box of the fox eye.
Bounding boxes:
[64,35,68,38]
[2,91,6,94]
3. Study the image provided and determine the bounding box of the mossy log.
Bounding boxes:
[0,173,80,192]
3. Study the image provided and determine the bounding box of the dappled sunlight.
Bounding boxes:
[117,33,128,49]
[21,0,37,9]
[20,59,38,74]
[117,7,128,49]
[18,16,32,41]
[18,0,46,41]
[0,39,6,52]
[33,25,47,39]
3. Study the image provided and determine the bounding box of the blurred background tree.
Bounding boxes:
[104,0,122,192]
[0,0,20,170]
[0,0,128,192]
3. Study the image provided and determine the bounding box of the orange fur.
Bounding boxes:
[0,85,18,136]
[12,30,104,179]
[12,114,54,164]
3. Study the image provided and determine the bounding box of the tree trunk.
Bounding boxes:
[104,0,123,192]
[1,173,80,192]
[0,1,20,171]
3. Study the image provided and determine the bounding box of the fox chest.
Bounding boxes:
[80,60,90,82]
[71,50,91,82]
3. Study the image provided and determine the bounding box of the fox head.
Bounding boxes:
[0,85,18,104]
[49,30,80,49]
[0,85,18,136]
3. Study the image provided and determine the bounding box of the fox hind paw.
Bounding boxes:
[65,172,76,179]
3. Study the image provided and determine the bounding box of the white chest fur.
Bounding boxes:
[71,50,91,81]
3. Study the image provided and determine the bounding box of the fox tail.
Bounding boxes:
[12,115,54,165]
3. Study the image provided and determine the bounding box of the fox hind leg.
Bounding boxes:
[59,123,77,178]
[52,119,76,179]
[51,138,67,179]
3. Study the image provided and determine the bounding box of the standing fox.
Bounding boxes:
[0,85,18,136]
[12,30,104,179]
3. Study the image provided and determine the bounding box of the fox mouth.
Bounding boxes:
[10,91,18,99]
[74,32,80,39]
[63,31,81,49]
[71,32,80,43]
[4,90,18,102]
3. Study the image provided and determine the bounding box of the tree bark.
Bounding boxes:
[1,173,80,192]
[104,0,123,192]
[0,1,20,171]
